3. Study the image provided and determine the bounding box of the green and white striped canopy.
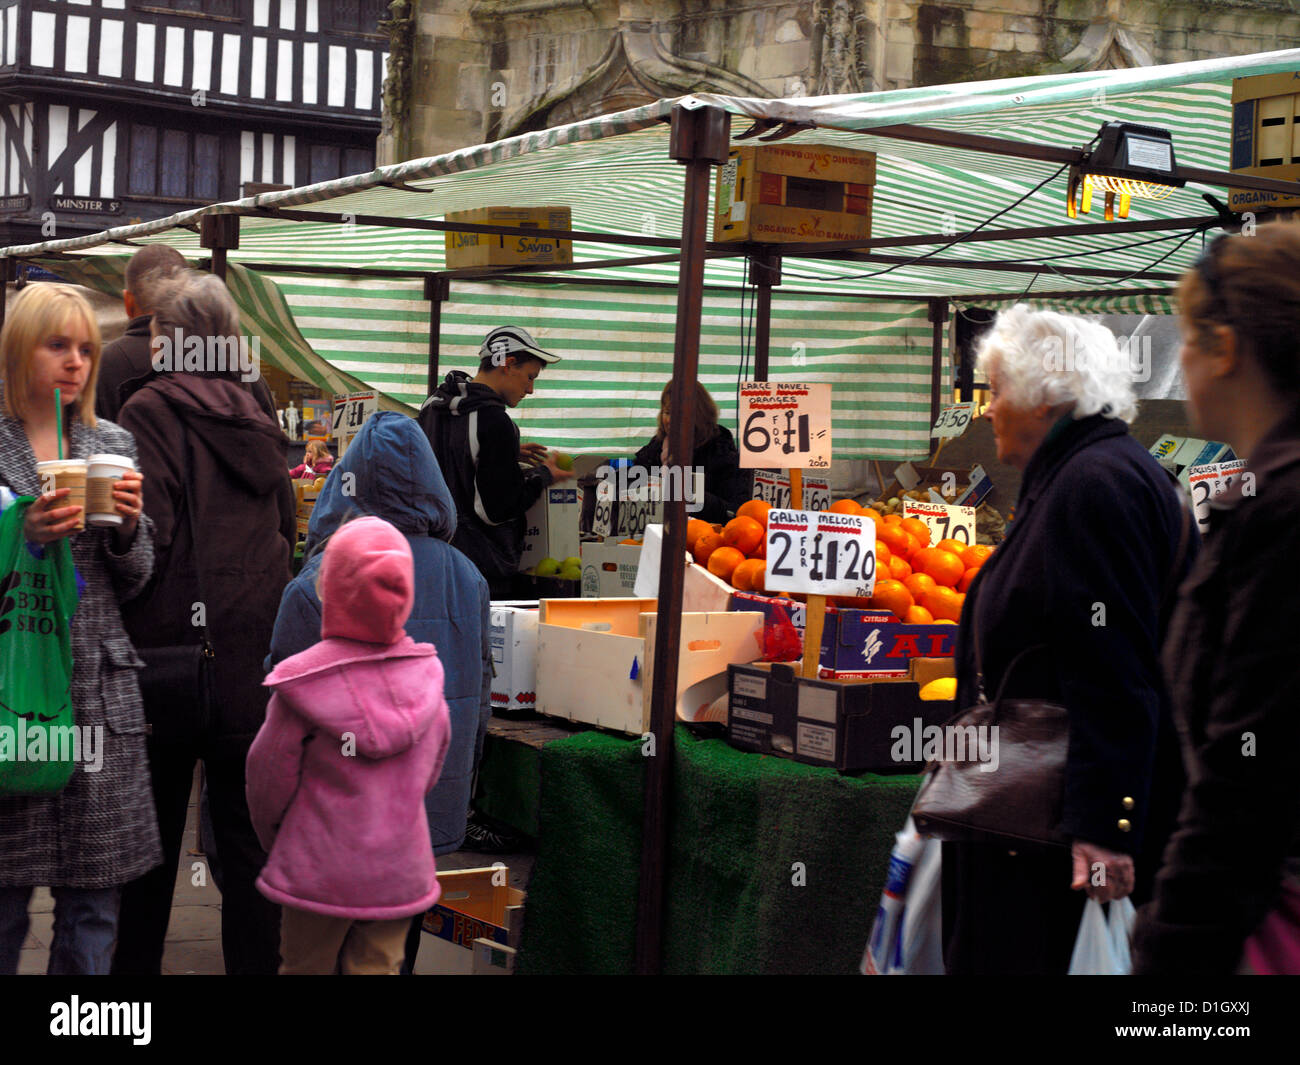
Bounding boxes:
[10,48,1298,458]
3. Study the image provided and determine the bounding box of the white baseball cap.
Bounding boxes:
[479,325,561,365]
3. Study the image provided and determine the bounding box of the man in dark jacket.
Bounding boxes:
[110,273,296,975]
[418,325,573,599]
[95,245,186,423]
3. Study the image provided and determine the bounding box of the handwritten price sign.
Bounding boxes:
[764,509,878,598]
[1186,460,1247,536]
[902,501,976,546]
[332,390,376,443]
[738,382,832,470]
[931,403,975,439]
[752,470,831,512]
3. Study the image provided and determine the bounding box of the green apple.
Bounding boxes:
[562,556,581,570]
[554,451,574,471]
[535,557,561,577]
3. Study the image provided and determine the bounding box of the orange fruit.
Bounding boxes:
[900,518,931,549]
[904,572,937,601]
[736,499,771,529]
[861,508,884,527]
[753,536,767,559]
[887,554,912,582]
[869,579,914,620]
[882,514,903,525]
[913,547,965,588]
[934,619,957,625]
[922,585,963,623]
[958,566,980,593]
[723,515,765,556]
[731,558,766,593]
[686,518,712,552]
[871,538,892,571]
[707,546,746,582]
[693,530,724,566]
[961,544,993,570]
[619,538,641,546]
[904,604,934,625]
[828,498,864,516]
[936,538,969,557]
[876,522,910,558]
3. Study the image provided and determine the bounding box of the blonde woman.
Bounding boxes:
[0,284,159,975]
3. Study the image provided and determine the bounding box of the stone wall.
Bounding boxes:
[376,0,1300,162]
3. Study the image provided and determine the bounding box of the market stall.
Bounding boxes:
[7,48,1300,974]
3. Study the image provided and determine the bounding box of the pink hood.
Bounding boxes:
[248,614,451,920]
[320,515,414,644]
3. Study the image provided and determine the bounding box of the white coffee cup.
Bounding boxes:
[85,453,135,527]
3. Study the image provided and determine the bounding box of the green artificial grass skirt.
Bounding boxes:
[514,725,919,975]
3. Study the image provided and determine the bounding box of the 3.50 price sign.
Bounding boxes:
[764,509,878,598]
[738,382,832,470]
[931,402,975,439]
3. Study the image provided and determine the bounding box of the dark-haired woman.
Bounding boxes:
[632,381,746,524]
[1133,224,1300,975]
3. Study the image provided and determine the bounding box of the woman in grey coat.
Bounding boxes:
[0,283,160,975]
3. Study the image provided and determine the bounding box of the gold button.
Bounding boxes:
[1118,818,1131,832]
[1122,797,1135,810]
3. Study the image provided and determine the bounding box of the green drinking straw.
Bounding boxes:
[54,388,63,460]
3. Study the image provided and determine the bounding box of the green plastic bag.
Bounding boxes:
[0,498,80,795]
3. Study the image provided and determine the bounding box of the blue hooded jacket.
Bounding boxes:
[265,411,491,855]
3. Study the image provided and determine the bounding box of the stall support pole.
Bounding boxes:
[928,298,949,428]
[750,248,781,380]
[425,274,450,395]
[636,102,730,977]
[200,215,240,281]
[0,258,10,332]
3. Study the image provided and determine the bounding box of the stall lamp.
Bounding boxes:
[1067,121,1185,220]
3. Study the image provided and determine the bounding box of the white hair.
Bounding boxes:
[975,304,1138,423]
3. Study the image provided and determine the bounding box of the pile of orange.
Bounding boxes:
[687,498,995,621]
[688,499,773,593]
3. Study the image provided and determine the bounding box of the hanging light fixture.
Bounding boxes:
[1067,121,1185,220]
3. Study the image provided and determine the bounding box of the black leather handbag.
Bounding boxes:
[137,430,215,744]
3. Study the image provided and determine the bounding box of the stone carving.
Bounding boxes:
[379,0,414,149]
[1057,0,1154,71]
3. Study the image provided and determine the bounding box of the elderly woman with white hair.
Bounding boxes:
[940,304,1193,975]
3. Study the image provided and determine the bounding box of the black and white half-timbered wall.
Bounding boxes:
[0,0,387,245]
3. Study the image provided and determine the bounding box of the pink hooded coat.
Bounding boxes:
[247,516,450,919]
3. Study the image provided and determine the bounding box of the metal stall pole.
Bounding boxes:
[201,214,239,280]
[425,274,449,396]
[635,101,730,976]
[750,247,782,380]
[928,297,949,427]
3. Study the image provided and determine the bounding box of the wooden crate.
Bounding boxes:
[535,598,764,735]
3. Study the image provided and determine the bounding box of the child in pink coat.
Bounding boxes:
[247,515,450,975]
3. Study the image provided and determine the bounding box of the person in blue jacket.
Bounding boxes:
[263,410,491,973]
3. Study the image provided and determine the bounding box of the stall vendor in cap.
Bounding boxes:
[418,325,573,599]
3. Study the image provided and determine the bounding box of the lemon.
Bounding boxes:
[919,677,957,701]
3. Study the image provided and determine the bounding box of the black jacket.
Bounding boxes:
[954,414,1191,874]
[632,425,747,525]
[118,371,296,736]
[1133,403,1300,974]
[95,315,154,424]
[417,371,551,581]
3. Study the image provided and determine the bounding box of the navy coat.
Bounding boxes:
[266,412,491,855]
[954,413,1191,863]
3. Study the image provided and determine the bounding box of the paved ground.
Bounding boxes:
[18,773,534,975]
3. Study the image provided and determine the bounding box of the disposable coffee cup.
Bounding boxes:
[85,454,135,527]
[35,459,88,532]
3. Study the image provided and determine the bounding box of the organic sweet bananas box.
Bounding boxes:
[729,591,955,677]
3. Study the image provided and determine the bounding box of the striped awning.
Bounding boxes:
[11,48,1296,457]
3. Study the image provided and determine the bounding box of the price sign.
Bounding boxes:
[738,381,832,470]
[1186,460,1247,535]
[764,509,878,598]
[903,501,976,546]
[332,390,377,443]
[752,470,831,512]
[931,403,975,439]
[590,483,614,538]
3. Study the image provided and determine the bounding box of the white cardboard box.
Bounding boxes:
[519,485,581,571]
[581,539,642,597]
[489,601,539,712]
[535,599,764,735]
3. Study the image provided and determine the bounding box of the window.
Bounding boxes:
[326,0,388,34]
[127,125,226,202]
[308,143,374,184]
